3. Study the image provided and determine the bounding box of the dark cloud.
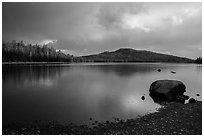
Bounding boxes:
[2,2,202,58]
[3,2,99,42]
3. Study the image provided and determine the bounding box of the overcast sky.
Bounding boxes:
[3,2,202,58]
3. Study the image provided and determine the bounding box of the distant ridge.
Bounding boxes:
[73,48,194,63]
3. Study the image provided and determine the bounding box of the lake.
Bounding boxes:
[2,63,202,126]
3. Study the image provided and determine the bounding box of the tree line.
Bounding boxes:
[2,40,73,62]
[195,57,202,64]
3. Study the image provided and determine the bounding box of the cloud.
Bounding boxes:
[122,14,152,32]
[2,2,202,58]
[171,16,183,25]
[96,3,145,30]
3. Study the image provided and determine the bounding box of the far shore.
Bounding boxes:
[2,61,199,65]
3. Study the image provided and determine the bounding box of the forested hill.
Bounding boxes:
[73,48,194,63]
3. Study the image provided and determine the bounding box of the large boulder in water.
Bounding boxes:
[149,80,186,103]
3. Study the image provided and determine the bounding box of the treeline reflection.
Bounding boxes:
[3,65,67,87]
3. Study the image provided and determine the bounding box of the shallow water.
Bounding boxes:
[2,63,202,126]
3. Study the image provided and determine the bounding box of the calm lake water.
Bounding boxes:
[2,63,202,126]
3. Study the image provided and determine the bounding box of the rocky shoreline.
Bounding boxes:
[3,101,202,135]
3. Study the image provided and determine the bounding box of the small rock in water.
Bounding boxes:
[141,96,145,100]
[171,71,176,74]
[196,94,200,96]
[157,69,161,72]
[89,118,92,120]
[189,98,196,103]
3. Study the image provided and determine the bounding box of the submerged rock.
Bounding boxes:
[149,80,186,104]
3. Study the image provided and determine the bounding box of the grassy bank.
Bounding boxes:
[3,101,202,135]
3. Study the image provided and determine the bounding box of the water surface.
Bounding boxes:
[2,63,202,126]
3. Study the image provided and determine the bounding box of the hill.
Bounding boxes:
[73,48,194,63]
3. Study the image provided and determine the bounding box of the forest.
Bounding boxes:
[195,57,202,64]
[2,40,72,62]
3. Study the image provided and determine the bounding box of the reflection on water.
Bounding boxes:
[3,65,65,87]
[2,63,202,126]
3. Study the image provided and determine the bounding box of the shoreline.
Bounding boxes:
[2,62,68,65]
[2,61,198,65]
[3,101,202,135]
